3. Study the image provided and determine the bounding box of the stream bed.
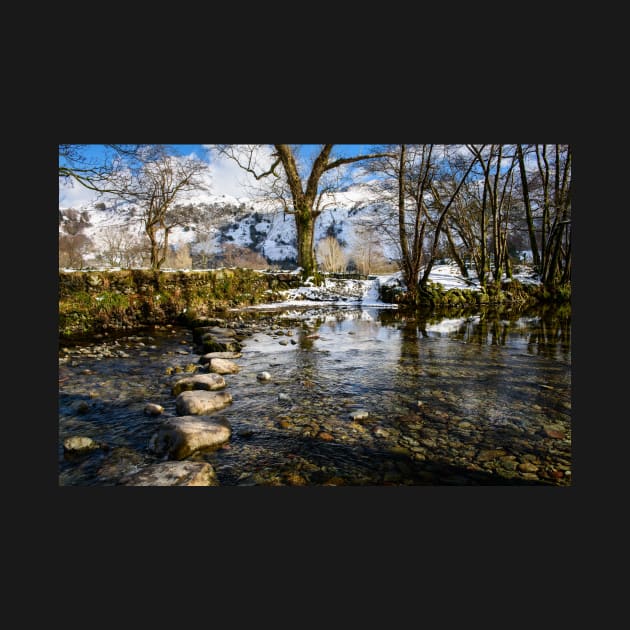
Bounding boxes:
[58,303,571,486]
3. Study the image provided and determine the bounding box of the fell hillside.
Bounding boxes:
[58,183,398,270]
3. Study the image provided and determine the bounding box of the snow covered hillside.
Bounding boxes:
[58,183,398,269]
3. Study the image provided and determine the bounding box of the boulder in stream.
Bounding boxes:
[149,415,232,459]
[175,390,233,415]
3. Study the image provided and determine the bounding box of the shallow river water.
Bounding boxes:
[58,302,571,486]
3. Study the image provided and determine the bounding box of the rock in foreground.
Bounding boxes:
[120,461,219,486]
[149,416,232,459]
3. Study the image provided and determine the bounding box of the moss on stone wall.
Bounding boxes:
[380,279,550,309]
[59,269,301,338]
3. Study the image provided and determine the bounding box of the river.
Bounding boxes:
[58,300,571,486]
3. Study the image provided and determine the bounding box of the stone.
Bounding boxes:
[477,449,507,462]
[175,390,233,415]
[149,416,232,459]
[388,446,412,457]
[284,472,308,486]
[144,403,164,415]
[120,461,219,486]
[318,431,334,441]
[349,410,369,421]
[257,371,272,381]
[201,337,242,354]
[199,351,242,364]
[518,462,539,473]
[209,358,240,374]
[63,436,100,452]
[172,373,226,395]
[543,426,566,439]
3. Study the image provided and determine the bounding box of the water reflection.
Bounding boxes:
[59,302,571,486]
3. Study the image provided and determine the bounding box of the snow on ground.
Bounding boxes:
[246,260,540,311]
[427,263,480,289]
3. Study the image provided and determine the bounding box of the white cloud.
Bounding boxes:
[59,178,100,208]
[203,145,277,199]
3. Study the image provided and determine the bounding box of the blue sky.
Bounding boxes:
[59,144,377,207]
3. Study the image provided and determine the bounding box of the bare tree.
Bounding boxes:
[316,236,347,272]
[214,144,392,280]
[109,147,209,269]
[418,148,482,289]
[59,233,93,269]
[466,145,518,285]
[220,243,268,269]
[349,220,386,275]
[531,144,572,286]
[165,243,193,269]
[59,144,149,193]
[99,225,147,268]
[364,144,480,302]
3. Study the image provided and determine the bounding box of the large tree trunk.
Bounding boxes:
[147,225,160,270]
[295,206,318,279]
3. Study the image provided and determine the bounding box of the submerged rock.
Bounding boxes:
[175,390,233,415]
[149,416,232,459]
[97,446,145,481]
[120,461,219,486]
[257,371,272,381]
